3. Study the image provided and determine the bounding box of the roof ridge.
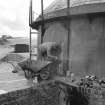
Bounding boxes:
[44,0,60,14]
[44,0,105,14]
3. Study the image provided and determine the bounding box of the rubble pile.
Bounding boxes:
[77,75,105,89]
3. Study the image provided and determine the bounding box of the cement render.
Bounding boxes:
[38,15,105,78]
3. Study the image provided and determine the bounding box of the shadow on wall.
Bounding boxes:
[66,87,89,105]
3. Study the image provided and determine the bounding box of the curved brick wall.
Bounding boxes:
[0,85,59,105]
[0,81,105,105]
[44,0,105,14]
[38,15,105,78]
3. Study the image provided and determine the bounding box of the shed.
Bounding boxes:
[14,44,29,53]
[30,0,105,78]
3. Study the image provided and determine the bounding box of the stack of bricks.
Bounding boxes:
[73,86,105,105]
[87,87,105,105]
[56,79,105,105]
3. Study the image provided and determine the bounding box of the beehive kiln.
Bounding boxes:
[31,0,105,78]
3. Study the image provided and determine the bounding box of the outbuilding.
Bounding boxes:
[14,44,29,53]
[31,0,105,78]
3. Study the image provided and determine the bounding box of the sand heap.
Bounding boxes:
[0,53,25,63]
[0,53,26,72]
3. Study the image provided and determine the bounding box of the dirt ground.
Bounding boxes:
[0,45,36,94]
[0,62,32,93]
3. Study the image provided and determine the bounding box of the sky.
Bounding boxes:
[0,0,54,37]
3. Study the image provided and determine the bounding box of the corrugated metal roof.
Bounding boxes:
[44,0,105,14]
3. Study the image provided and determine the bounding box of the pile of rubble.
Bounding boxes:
[76,75,105,89]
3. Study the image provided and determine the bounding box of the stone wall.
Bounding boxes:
[0,85,59,105]
[79,87,105,105]
[64,84,105,105]
[0,80,105,105]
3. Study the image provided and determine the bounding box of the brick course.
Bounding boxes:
[1,81,105,105]
[0,85,59,105]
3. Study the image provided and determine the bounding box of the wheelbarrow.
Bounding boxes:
[18,59,61,81]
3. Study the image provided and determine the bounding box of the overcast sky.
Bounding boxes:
[0,0,54,37]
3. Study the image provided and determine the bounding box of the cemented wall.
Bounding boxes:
[70,15,105,77]
[38,14,105,78]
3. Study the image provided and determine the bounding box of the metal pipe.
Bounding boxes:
[29,27,32,61]
[41,0,44,43]
[67,0,71,71]
[29,0,32,61]
[29,0,33,25]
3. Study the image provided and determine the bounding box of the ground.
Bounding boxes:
[0,62,33,93]
[0,37,37,94]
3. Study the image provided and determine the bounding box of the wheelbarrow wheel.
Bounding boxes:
[24,70,33,79]
[40,70,50,80]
